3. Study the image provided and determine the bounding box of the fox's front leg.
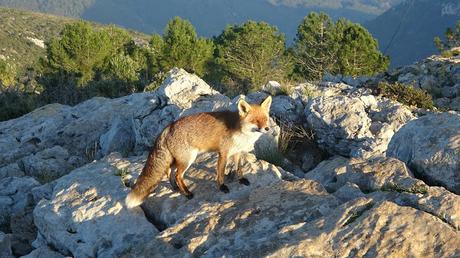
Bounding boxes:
[232,153,250,186]
[217,151,230,193]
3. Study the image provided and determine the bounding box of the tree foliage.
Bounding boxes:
[335,19,389,77]
[291,12,339,80]
[292,12,388,80]
[159,17,214,77]
[40,21,150,103]
[214,21,290,93]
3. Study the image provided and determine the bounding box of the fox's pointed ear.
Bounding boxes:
[238,99,252,116]
[261,96,272,113]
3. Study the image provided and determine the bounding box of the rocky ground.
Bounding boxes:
[0,60,459,257]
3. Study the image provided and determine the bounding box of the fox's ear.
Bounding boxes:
[238,99,252,116]
[261,96,272,113]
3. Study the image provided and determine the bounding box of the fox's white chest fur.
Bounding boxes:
[228,131,262,157]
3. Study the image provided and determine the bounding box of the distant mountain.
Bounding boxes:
[366,0,460,68]
[0,0,94,17]
[0,0,403,41]
[268,0,403,15]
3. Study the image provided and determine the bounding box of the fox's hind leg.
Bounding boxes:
[174,150,198,199]
[168,163,180,191]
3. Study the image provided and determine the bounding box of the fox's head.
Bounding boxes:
[238,96,272,133]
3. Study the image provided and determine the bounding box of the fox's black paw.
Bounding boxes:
[185,192,194,200]
[239,178,250,186]
[219,184,230,194]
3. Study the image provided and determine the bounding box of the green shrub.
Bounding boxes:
[435,21,460,52]
[0,59,16,89]
[0,91,41,121]
[377,82,434,109]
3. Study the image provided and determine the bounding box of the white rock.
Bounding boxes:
[387,112,460,194]
[33,154,158,258]
[305,94,414,158]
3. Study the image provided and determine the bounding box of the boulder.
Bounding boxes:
[132,68,230,152]
[261,81,282,95]
[306,94,414,158]
[387,112,460,194]
[0,177,40,232]
[0,177,40,255]
[305,156,460,230]
[0,163,24,180]
[0,232,13,258]
[33,153,157,258]
[261,199,459,257]
[19,146,74,183]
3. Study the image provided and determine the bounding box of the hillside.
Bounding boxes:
[0,7,148,76]
[0,0,94,17]
[269,0,403,15]
[0,7,72,74]
[366,0,460,67]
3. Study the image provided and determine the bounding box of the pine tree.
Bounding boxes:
[160,17,214,77]
[291,12,339,80]
[46,21,113,86]
[291,12,389,80]
[214,21,289,93]
[335,19,389,77]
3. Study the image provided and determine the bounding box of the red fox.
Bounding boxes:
[125,96,272,208]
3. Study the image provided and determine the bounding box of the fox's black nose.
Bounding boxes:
[264,127,269,131]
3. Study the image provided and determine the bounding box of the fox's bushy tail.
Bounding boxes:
[125,127,173,208]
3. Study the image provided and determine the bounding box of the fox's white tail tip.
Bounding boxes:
[125,192,143,209]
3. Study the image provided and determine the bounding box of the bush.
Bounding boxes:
[377,82,434,109]
[0,91,41,121]
[0,59,16,89]
[435,21,460,52]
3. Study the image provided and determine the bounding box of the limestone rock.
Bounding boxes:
[139,152,284,228]
[19,146,74,183]
[33,153,158,258]
[0,232,13,258]
[305,156,460,230]
[133,68,230,151]
[0,163,24,180]
[306,93,414,158]
[387,112,460,194]
[21,246,67,258]
[264,199,460,258]
[0,177,40,232]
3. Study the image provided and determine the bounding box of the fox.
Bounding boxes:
[125,96,272,208]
